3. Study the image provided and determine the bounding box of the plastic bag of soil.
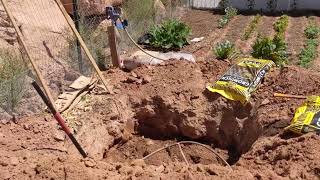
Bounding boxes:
[286,96,320,134]
[207,58,274,104]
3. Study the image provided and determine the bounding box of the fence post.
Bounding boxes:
[72,0,83,74]
[107,25,121,68]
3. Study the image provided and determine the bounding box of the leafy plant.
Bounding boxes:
[299,39,318,68]
[304,24,320,39]
[273,15,289,35]
[0,49,28,114]
[298,20,320,68]
[242,15,261,40]
[214,40,235,60]
[252,36,288,66]
[218,7,238,28]
[149,19,191,50]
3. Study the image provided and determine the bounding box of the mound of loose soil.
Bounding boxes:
[1,59,320,179]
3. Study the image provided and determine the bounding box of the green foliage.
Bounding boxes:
[214,40,235,60]
[273,15,289,35]
[299,20,320,68]
[304,24,320,39]
[299,39,319,68]
[218,7,238,28]
[149,19,191,50]
[242,15,261,40]
[252,36,288,66]
[0,49,27,114]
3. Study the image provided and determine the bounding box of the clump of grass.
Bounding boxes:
[242,14,261,40]
[0,49,27,114]
[214,40,235,60]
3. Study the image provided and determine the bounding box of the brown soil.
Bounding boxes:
[286,16,308,64]
[2,8,320,180]
[256,16,277,37]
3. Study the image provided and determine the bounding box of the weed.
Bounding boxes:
[0,49,27,114]
[149,19,191,50]
[214,40,235,60]
[242,14,261,40]
[218,7,238,28]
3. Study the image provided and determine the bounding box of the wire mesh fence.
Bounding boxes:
[0,0,190,119]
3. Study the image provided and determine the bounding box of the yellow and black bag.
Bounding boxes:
[207,58,274,104]
[286,96,320,134]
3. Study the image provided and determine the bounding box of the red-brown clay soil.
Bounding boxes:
[1,59,320,179]
[2,8,320,180]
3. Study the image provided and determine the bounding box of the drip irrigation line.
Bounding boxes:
[119,17,167,62]
[142,141,232,170]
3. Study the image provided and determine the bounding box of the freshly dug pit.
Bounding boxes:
[117,61,263,156]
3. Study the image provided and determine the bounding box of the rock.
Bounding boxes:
[130,159,146,168]
[261,98,270,106]
[131,72,138,78]
[155,165,165,173]
[62,0,123,16]
[145,139,154,146]
[84,158,96,168]
[0,169,11,180]
[54,132,65,141]
[142,75,152,84]
[23,124,30,130]
[0,160,8,166]
[154,0,167,24]
[10,157,19,166]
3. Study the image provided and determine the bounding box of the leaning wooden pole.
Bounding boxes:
[0,0,56,106]
[54,0,114,94]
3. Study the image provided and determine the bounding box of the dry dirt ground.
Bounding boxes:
[1,8,320,180]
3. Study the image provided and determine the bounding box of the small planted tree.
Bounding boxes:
[149,19,191,50]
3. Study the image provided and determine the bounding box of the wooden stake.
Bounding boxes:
[273,93,307,99]
[54,0,114,94]
[107,26,121,67]
[0,0,56,107]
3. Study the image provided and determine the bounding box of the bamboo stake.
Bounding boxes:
[273,93,307,99]
[54,0,114,94]
[0,0,56,107]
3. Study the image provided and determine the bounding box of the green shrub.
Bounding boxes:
[149,19,191,50]
[242,14,261,40]
[218,7,238,28]
[0,49,27,114]
[214,40,235,60]
[273,15,289,35]
[304,24,320,39]
[252,36,288,66]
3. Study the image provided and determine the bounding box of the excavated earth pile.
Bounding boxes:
[1,60,320,179]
